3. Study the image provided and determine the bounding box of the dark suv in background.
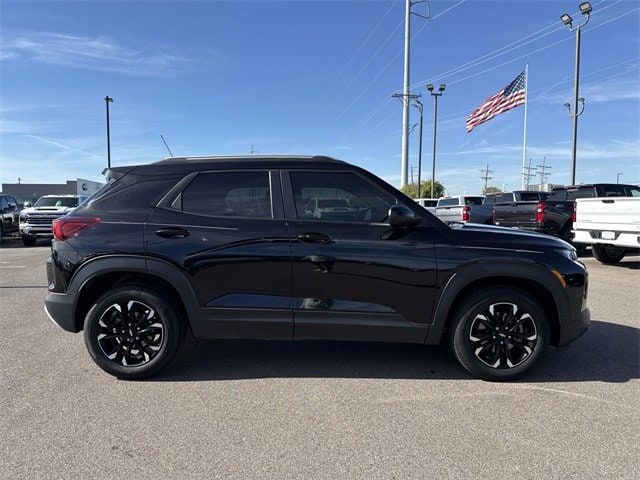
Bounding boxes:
[44,156,590,381]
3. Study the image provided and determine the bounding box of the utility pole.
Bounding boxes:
[426,83,445,199]
[561,3,592,184]
[480,164,493,194]
[251,144,259,155]
[410,165,416,185]
[412,99,424,198]
[104,96,114,169]
[537,157,552,186]
[399,0,431,188]
[522,158,537,190]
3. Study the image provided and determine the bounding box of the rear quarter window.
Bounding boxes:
[91,175,181,211]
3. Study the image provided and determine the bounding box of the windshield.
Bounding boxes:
[35,197,79,208]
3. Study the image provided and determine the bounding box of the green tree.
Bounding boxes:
[483,186,501,194]
[401,180,445,199]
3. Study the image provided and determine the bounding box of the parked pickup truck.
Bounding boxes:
[414,198,438,214]
[572,195,640,264]
[435,195,489,224]
[493,184,639,245]
[19,194,87,246]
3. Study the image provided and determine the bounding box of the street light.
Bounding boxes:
[426,82,445,199]
[411,99,424,199]
[560,2,591,185]
[104,96,114,170]
[616,172,623,184]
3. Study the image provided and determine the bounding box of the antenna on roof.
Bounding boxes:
[160,134,175,157]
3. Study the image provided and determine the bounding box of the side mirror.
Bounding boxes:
[388,204,420,228]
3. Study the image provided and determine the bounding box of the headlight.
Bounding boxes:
[556,249,578,261]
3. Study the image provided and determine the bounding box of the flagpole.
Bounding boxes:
[521,62,529,190]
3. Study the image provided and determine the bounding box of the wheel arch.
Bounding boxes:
[426,262,568,347]
[69,255,198,332]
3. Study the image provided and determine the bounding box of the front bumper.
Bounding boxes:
[557,307,590,348]
[20,223,53,237]
[44,291,79,332]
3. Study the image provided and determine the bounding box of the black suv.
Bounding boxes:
[45,156,590,380]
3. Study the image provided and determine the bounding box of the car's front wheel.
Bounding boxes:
[591,244,625,264]
[450,287,548,381]
[83,286,183,379]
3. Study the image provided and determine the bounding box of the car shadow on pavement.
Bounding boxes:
[151,320,639,383]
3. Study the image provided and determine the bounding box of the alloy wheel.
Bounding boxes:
[97,300,164,366]
[469,302,538,369]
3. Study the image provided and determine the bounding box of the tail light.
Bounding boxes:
[462,205,471,222]
[52,216,100,241]
[535,202,547,224]
[572,202,577,222]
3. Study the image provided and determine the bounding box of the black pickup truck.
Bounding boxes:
[493,184,639,244]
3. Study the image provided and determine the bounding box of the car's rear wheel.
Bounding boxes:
[591,244,625,264]
[83,286,183,379]
[21,235,36,246]
[450,287,548,381]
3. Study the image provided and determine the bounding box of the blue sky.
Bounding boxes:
[1,0,638,194]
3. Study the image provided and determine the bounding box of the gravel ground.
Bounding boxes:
[1,240,638,479]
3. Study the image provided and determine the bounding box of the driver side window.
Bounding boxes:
[289,171,396,222]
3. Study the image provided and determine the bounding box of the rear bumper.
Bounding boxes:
[573,229,640,249]
[44,291,79,332]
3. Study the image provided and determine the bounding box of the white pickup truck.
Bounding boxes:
[572,196,640,264]
[19,194,87,246]
[435,195,490,224]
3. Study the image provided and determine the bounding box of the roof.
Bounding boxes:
[155,155,344,165]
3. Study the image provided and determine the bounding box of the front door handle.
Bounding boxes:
[297,232,333,244]
[155,227,190,239]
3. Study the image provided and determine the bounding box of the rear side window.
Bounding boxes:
[182,171,272,218]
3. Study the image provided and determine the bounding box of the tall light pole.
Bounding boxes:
[616,172,623,184]
[399,0,430,188]
[412,99,424,198]
[104,96,114,169]
[560,2,591,185]
[427,83,445,199]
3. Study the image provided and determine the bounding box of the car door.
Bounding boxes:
[282,169,437,343]
[144,169,293,340]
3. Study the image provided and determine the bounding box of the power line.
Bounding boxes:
[480,164,493,193]
[522,158,537,189]
[409,0,619,90]
[318,0,400,101]
[537,157,552,185]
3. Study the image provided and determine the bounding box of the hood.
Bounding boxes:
[22,206,75,214]
[449,222,573,251]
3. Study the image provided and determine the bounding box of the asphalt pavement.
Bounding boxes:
[1,240,638,479]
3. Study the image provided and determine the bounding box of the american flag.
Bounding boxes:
[466,70,527,132]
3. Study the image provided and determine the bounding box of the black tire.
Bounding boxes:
[592,244,625,264]
[449,286,549,381]
[21,235,37,246]
[83,286,183,379]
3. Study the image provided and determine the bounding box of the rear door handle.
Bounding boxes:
[297,232,333,244]
[155,227,190,239]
